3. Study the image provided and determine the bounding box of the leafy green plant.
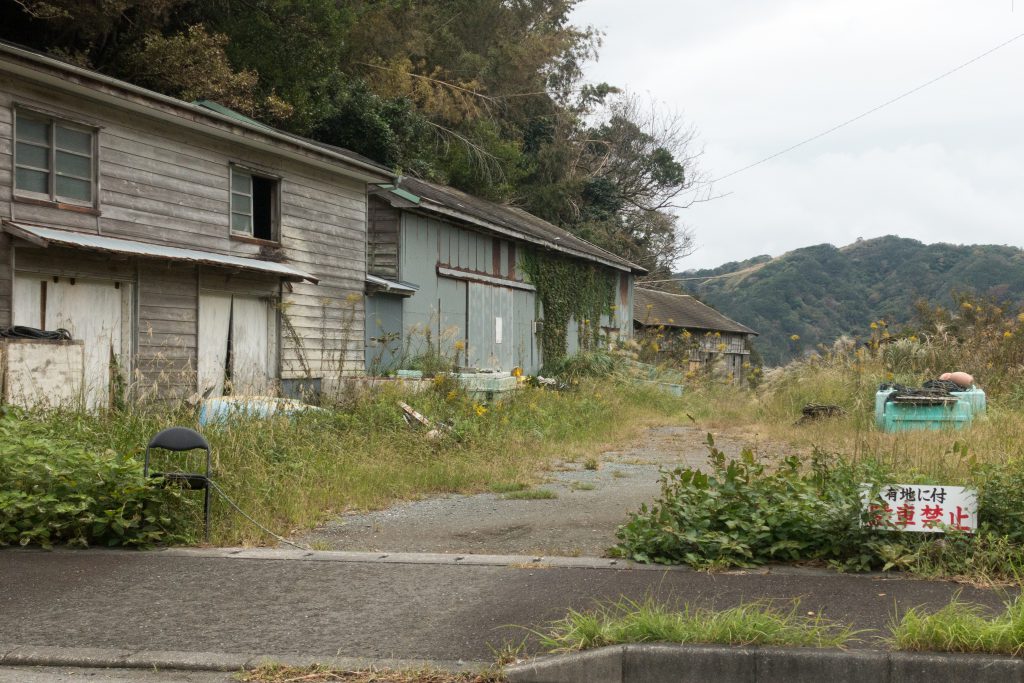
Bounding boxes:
[613,435,880,569]
[0,408,190,548]
[538,598,857,652]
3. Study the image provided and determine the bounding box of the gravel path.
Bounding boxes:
[298,425,776,557]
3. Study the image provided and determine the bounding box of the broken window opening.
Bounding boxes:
[230,166,278,241]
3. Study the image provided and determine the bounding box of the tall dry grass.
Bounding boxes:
[33,377,685,545]
[675,295,1024,481]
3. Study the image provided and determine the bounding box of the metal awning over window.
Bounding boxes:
[365,274,418,296]
[2,221,318,283]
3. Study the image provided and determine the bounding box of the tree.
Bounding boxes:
[2,0,705,274]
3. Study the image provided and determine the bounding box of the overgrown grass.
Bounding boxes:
[537,598,857,652]
[489,482,528,494]
[503,488,558,500]
[891,596,1024,656]
[12,378,682,546]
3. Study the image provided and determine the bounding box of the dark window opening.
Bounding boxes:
[252,176,275,241]
[231,166,278,241]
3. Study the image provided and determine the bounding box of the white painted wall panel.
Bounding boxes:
[197,292,231,397]
[1,340,84,408]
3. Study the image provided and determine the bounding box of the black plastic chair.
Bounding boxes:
[143,427,212,541]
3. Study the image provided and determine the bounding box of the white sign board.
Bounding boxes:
[860,484,977,533]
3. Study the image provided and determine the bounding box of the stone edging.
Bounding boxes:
[0,643,485,674]
[503,643,1024,683]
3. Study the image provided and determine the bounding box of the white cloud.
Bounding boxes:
[571,0,1024,269]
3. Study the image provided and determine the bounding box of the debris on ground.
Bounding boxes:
[796,403,846,424]
[398,401,449,439]
[239,664,503,683]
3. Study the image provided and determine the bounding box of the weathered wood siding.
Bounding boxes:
[0,102,11,328]
[137,262,197,402]
[0,233,10,329]
[367,196,400,279]
[0,70,370,399]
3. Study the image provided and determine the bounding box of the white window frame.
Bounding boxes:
[229,164,281,242]
[13,108,97,207]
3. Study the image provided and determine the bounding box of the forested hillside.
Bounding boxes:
[1,0,700,276]
[678,236,1024,365]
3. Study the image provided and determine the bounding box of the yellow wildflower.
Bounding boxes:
[790,334,800,342]
[474,404,487,416]
[454,340,466,351]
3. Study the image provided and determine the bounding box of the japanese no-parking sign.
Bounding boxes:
[860,484,977,533]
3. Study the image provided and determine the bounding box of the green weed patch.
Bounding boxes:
[891,596,1024,656]
[613,434,1024,580]
[0,407,189,548]
[538,598,856,652]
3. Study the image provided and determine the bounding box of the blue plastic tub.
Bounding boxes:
[875,386,985,432]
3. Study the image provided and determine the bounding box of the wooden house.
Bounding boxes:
[633,287,757,382]
[0,42,391,408]
[365,178,645,374]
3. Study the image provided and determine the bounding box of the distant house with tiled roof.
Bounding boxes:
[633,287,757,382]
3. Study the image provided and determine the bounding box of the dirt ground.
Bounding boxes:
[298,424,783,557]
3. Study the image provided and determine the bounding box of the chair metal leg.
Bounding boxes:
[203,485,211,542]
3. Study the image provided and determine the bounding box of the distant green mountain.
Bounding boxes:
[676,236,1024,365]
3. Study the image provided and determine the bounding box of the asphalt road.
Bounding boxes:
[0,666,232,682]
[1,548,1016,664]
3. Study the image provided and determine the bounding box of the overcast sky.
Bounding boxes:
[570,1,1024,270]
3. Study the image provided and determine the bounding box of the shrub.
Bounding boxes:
[0,408,190,548]
[614,434,1024,580]
[613,435,883,568]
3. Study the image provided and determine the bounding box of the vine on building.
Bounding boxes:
[521,250,617,368]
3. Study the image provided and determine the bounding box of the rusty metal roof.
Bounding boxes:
[634,287,757,335]
[3,221,318,283]
[374,177,646,274]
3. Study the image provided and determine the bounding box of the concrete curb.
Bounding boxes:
[0,644,487,674]
[504,644,1024,683]
[8,547,903,578]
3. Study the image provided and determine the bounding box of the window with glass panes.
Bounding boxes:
[230,166,277,241]
[14,111,95,205]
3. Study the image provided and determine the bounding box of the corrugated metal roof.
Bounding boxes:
[3,221,318,283]
[366,274,419,294]
[634,287,757,336]
[374,177,646,274]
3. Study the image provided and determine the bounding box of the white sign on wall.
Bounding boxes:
[495,316,503,344]
[860,484,977,533]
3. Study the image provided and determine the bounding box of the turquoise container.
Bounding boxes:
[875,386,986,432]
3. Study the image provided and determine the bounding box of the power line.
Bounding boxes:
[703,30,1024,186]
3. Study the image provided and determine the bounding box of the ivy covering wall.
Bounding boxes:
[521,249,618,368]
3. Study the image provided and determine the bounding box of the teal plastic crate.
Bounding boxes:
[875,386,985,432]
